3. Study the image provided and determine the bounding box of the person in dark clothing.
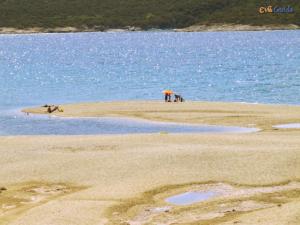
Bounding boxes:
[165,93,171,102]
[47,105,63,113]
[174,94,184,102]
[163,90,174,102]
[47,106,58,113]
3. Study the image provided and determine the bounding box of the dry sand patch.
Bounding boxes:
[0,182,83,224]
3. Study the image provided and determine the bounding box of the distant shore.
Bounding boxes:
[0,23,299,34]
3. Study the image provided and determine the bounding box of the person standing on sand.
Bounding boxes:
[163,90,173,102]
[165,93,171,102]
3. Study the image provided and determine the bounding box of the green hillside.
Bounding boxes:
[0,0,298,29]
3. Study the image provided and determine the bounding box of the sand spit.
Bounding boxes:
[23,101,300,131]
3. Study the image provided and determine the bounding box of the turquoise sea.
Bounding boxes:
[0,31,299,135]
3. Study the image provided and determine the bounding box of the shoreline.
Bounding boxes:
[0,23,299,34]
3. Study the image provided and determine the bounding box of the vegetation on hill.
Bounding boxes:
[0,0,299,29]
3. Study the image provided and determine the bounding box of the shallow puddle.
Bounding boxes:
[166,191,216,205]
[0,110,259,135]
[273,123,300,129]
[114,181,300,225]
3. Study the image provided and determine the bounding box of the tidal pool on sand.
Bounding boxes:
[0,110,259,135]
[165,191,216,205]
[273,123,300,129]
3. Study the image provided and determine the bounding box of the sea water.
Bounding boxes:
[0,31,299,135]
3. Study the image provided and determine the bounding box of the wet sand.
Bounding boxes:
[1,101,299,224]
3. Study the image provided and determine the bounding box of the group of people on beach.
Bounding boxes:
[163,90,184,102]
[42,91,182,114]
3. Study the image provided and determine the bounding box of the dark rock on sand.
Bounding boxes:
[0,187,7,192]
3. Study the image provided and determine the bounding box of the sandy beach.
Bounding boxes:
[1,101,300,224]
